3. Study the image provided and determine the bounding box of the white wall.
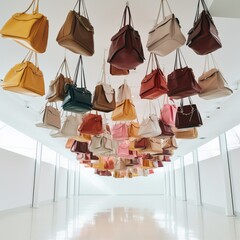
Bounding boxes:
[199,155,225,209]
[79,167,165,195]
[228,148,240,214]
[58,168,68,199]
[185,164,196,202]
[0,148,35,211]
[38,162,55,203]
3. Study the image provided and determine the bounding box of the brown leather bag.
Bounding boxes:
[140,53,168,99]
[158,119,174,138]
[167,49,202,99]
[56,0,94,56]
[110,65,129,76]
[186,0,222,55]
[70,140,90,153]
[107,4,144,70]
[92,58,116,112]
[46,58,73,102]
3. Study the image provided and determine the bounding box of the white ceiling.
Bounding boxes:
[0,0,240,160]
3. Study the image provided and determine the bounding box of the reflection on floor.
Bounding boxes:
[0,196,240,240]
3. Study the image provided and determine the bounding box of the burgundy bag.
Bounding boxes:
[107,4,144,70]
[158,119,174,138]
[134,138,148,149]
[78,113,103,135]
[140,53,168,99]
[175,98,203,129]
[167,49,202,99]
[71,140,90,153]
[186,0,222,55]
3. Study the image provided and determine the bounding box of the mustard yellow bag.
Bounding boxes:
[111,99,137,121]
[2,51,45,96]
[0,0,49,53]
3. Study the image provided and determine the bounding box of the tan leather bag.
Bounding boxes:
[0,0,49,53]
[174,128,198,139]
[162,136,178,150]
[198,55,233,100]
[146,0,185,56]
[128,121,140,139]
[36,103,61,129]
[56,0,94,56]
[46,58,73,102]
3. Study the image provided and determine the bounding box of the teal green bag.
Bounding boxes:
[62,55,92,113]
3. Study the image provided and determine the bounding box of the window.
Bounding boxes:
[197,137,220,161]
[184,152,193,166]
[0,120,37,158]
[174,158,181,170]
[60,156,69,169]
[41,145,57,165]
[226,124,240,151]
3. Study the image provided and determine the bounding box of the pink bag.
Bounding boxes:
[160,96,177,127]
[117,141,130,157]
[112,123,128,141]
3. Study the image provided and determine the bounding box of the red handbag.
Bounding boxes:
[167,49,201,99]
[78,113,103,135]
[107,4,144,70]
[140,53,168,99]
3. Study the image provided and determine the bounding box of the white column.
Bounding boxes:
[74,164,79,196]
[54,154,60,202]
[78,165,81,195]
[166,164,171,196]
[193,150,202,205]
[180,157,187,201]
[67,160,71,198]
[219,134,234,216]
[170,162,176,198]
[32,142,42,208]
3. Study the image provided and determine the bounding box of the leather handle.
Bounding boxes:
[23,0,39,14]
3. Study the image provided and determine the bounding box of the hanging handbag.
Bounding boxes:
[167,49,202,99]
[198,54,233,99]
[110,65,129,76]
[140,138,163,155]
[89,132,114,155]
[92,56,116,112]
[2,51,45,96]
[186,0,222,55]
[65,138,75,149]
[111,99,137,121]
[134,138,148,150]
[174,127,198,139]
[117,141,130,157]
[158,119,174,138]
[46,57,73,102]
[60,114,81,137]
[111,123,128,141]
[35,103,61,129]
[140,53,168,99]
[175,98,203,129]
[0,0,49,53]
[107,3,144,70]
[128,121,140,139]
[160,96,177,127]
[56,0,94,56]
[162,136,178,150]
[70,140,90,153]
[62,55,92,113]
[78,113,103,135]
[139,104,161,137]
[146,0,185,56]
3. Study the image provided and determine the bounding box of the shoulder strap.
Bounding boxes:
[120,3,134,28]
[73,55,86,88]
[22,0,39,14]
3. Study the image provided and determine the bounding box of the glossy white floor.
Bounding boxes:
[0,196,240,240]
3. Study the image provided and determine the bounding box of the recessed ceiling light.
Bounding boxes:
[199,137,206,140]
